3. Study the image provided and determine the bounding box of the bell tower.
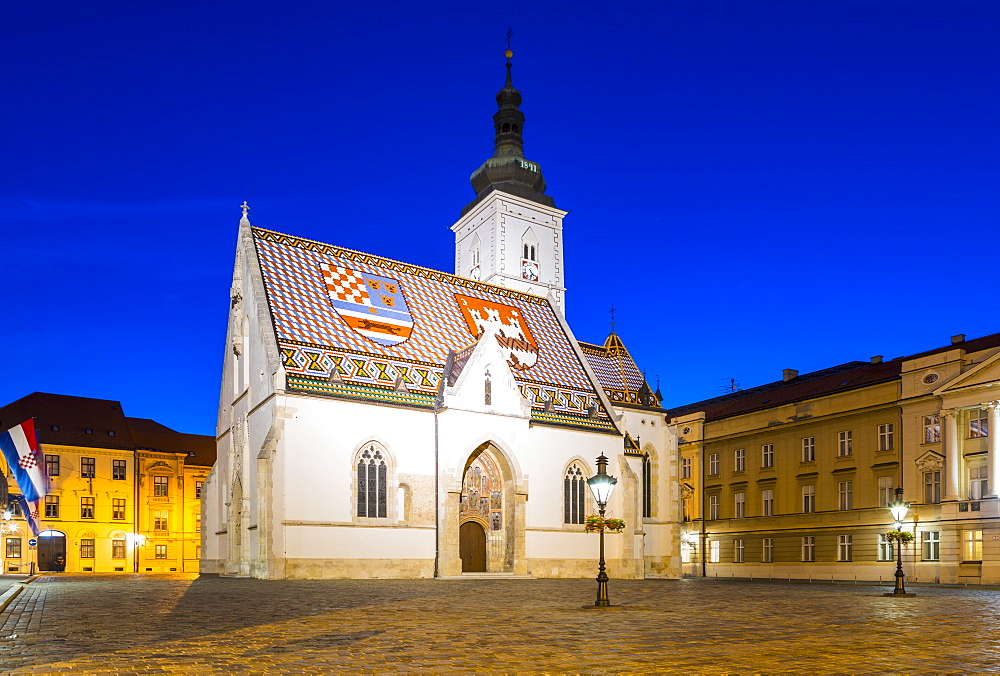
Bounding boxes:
[450,49,568,314]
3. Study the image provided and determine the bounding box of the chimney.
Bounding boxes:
[951,334,966,344]
[870,355,883,364]
[782,369,798,381]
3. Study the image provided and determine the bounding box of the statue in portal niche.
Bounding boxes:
[491,512,502,530]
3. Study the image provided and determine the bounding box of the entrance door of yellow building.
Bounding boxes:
[38,530,66,572]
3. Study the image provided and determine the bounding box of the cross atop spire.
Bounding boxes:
[240,200,250,216]
[609,303,617,333]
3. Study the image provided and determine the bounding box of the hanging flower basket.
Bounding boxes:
[585,515,625,533]
[883,529,915,544]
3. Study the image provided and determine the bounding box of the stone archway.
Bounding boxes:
[445,442,527,576]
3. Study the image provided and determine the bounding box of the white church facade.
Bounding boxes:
[202,54,681,579]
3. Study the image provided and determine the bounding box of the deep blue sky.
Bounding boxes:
[3,1,998,436]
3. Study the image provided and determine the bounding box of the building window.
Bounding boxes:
[709,540,720,563]
[969,465,988,500]
[85,428,93,435]
[112,459,127,480]
[80,538,95,559]
[80,497,95,519]
[45,455,60,477]
[564,463,586,525]
[922,531,940,561]
[10,501,21,517]
[923,415,941,444]
[81,457,96,478]
[112,498,126,521]
[878,534,894,561]
[681,457,691,479]
[734,538,744,563]
[838,534,853,561]
[155,544,168,559]
[838,430,853,457]
[762,489,774,516]
[5,537,21,559]
[923,471,941,504]
[734,448,745,472]
[878,476,894,507]
[708,495,720,520]
[963,530,983,561]
[969,409,989,439]
[802,485,815,513]
[838,481,853,510]
[195,514,202,533]
[801,437,815,463]
[195,481,204,499]
[44,495,59,518]
[112,539,126,559]
[153,475,169,498]
[762,537,774,563]
[708,453,719,476]
[154,512,168,532]
[734,492,745,518]
[801,536,815,562]
[356,445,388,518]
[641,455,652,519]
[877,424,894,451]
[761,444,774,468]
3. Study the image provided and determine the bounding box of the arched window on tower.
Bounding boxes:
[521,228,539,281]
[356,444,388,518]
[564,463,587,525]
[501,123,511,133]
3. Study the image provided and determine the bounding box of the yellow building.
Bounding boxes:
[669,332,1000,585]
[0,393,214,574]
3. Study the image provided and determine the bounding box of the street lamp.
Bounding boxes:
[587,454,618,607]
[887,488,911,596]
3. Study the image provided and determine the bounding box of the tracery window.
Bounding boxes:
[564,463,587,524]
[356,445,388,518]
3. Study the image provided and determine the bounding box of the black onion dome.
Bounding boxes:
[462,53,554,215]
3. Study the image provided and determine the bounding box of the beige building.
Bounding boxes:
[0,393,214,574]
[669,332,1000,585]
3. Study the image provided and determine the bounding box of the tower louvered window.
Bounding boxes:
[564,464,586,524]
[357,445,387,518]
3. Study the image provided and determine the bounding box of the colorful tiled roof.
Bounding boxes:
[579,333,660,410]
[253,228,615,432]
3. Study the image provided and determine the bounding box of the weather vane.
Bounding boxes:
[505,27,513,61]
[609,303,617,332]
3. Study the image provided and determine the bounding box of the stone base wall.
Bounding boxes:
[281,558,435,579]
[643,556,680,578]
[527,558,644,579]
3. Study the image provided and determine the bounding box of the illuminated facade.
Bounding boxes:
[0,393,213,574]
[670,332,1000,585]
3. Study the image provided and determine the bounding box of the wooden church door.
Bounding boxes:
[459,521,487,572]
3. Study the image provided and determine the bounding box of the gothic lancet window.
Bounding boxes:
[564,463,586,524]
[357,445,387,518]
[642,454,652,518]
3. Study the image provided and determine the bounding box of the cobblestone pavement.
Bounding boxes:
[0,574,998,673]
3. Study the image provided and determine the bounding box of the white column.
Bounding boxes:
[986,402,1000,499]
[942,409,961,501]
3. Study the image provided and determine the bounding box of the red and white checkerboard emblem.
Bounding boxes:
[19,454,38,470]
[322,266,372,306]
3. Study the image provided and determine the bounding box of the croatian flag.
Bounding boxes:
[15,495,42,537]
[0,420,49,502]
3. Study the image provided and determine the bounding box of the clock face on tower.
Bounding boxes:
[521,260,539,282]
[470,266,481,281]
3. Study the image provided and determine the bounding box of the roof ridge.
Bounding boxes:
[254,226,554,305]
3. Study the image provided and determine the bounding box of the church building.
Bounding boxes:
[202,52,680,579]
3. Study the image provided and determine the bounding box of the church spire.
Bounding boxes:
[463,47,554,215]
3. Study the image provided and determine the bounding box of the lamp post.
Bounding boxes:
[586,453,618,607]
[887,488,910,596]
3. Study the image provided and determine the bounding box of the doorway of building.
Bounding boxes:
[459,521,487,572]
[37,530,66,572]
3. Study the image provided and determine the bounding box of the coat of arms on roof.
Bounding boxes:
[321,264,414,347]
[454,294,538,370]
